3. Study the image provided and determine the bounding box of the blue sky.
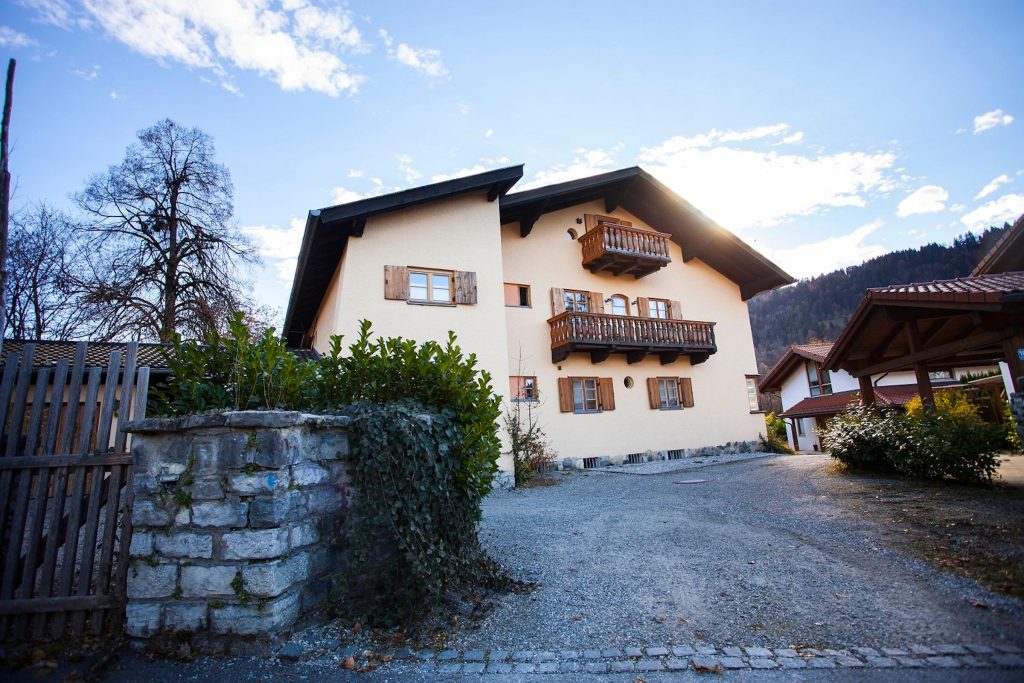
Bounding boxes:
[2,0,1022,324]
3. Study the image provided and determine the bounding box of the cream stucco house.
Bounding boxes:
[283,166,793,483]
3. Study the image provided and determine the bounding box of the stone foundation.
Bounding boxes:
[549,440,761,471]
[126,411,350,655]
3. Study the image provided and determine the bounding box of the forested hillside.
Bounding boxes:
[749,224,1011,373]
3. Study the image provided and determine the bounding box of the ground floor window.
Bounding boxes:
[658,378,680,409]
[572,378,600,412]
[745,376,760,412]
[795,418,805,436]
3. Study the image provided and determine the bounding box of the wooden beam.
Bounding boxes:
[487,184,501,202]
[659,351,681,365]
[350,217,366,237]
[689,352,710,365]
[590,349,611,364]
[906,320,935,412]
[849,329,1009,377]
[626,350,646,364]
[858,375,877,412]
[551,347,571,364]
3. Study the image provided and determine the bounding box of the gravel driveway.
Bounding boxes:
[451,454,1024,652]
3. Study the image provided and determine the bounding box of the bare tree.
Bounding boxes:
[4,203,88,339]
[73,118,257,342]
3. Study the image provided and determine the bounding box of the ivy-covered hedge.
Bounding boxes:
[820,397,1003,484]
[151,314,509,623]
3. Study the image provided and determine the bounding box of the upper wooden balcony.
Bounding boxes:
[548,311,717,365]
[578,223,672,278]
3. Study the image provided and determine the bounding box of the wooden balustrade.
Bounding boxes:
[578,223,672,278]
[548,311,716,364]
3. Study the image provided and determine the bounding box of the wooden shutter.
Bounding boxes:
[637,297,650,318]
[454,271,477,304]
[680,377,694,407]
[550,287,565,315]
[584,213,633,232]
[598,378,615,411]
[384,265,409,300]
[669,300,683,320]
[557,377,573,413]
[588,292,605,314]
[647,378,661,409]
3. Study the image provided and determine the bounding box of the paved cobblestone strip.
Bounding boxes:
[323,642,1024,674]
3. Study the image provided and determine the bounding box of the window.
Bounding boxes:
[563,289,589,312]
[567,228,578,240]
[572,378,600,412]
[796,418,805,436]
[609,294,629,316]
[648,298,669,319]
[509,375,538,402]
[504,283,531,307]
[806,361,833,397]
[658,378,680,409]
[409,269,452,304]
[745,376,760,412]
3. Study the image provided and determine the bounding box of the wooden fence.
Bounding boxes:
[0,342,149,641]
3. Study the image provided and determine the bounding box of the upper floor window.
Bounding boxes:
[509,375,538,401]
[745,376,760,412]
[648,298,669,319]
[609,295,629,316]
[384,265,477,305]
[806,361,832,397]
[504,283,531,307]
[410,269,452,304]
[564,289,589,312]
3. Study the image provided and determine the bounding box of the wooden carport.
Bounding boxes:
[823,271,1024,410]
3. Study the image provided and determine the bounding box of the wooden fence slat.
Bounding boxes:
[0,468,31,639]
[114,343,139,454]
[75,368,102,456]
[33,465,68,640]
[15,467,52,639]
[5,343,36,457]
[93,351,121,454]
[0,594,121,615]
[57,343,88,456]
[51,463,87,636]
[91,463,123,634]
[42,359,69,456]
[71,464,106,635]
[133,366,150,421]
[0,352,20,445]
[23,368,50,458]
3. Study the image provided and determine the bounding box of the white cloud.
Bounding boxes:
[379,28,447,79]
[330,186,364,204]
[635,126,896,230]
[0,26,37,48]
[396,154,421,183]
[457,102,469,115]
[764,221,888,279]
[516,146,622,191]
[896,185,948,217]
[431,165,488,183]
[41,0,366,97]
[485,128,493,138]
[109,90,120,99]
[70,64,100,80]
[973,109,1014,134]
[961,193,1024,231]
[347,169,363,178]
[242,217,306,283]
[779,131,804,144]
[975,174,1011,200]
[948,203,965,212]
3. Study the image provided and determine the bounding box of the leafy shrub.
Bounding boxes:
[152,312,316,414]
[1004,400,1023,453]
[905,388,983,421]
[758,412,794,454]
[821,402,1002,484]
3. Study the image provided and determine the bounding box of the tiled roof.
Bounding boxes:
[780,382,958,419]
[759,341,836,392]
[865,271,1024,304]
[790,342,834,363]
[2,339,320,371]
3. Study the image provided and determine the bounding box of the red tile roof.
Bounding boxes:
[780,382,958,419]
[865,271,1024,304]
[759,342,835,392]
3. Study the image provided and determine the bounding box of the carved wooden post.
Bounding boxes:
[858,374,877,411]
[906,320,935,412]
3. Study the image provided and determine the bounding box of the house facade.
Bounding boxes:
[760,342,998,452]
[284,166,793,482]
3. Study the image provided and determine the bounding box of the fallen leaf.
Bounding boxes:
[569,615,582,622]
[968,599,989,609]
[351,623,362,634]
[652,615,666,624]
[693,661,724,674]
[814,621,825,626]
[341,656,356,670]
[747,560,756,565]
[833,593,848,600]
[381,655,393,663]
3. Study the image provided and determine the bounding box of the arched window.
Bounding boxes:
[609,294,629,316]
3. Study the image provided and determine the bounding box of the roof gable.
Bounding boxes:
[759,342,835,392]
[499,167,794,300]
[972,213,1024,276]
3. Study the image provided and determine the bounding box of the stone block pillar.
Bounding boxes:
[125,411,351,655]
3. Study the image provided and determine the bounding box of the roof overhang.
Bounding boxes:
[283,165,524,347]
[499,166,794,300]
[759,346,832,392]
[972,213,1024,276]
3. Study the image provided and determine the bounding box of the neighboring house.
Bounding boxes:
[283,165,794,478]
[759,341,992,452]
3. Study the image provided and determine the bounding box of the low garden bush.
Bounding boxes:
[152,315,513,625]
[821,390,1003,484]
[758,411,794,454]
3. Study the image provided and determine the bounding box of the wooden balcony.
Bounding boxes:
[578,223,672,278]
[548,311,717,365]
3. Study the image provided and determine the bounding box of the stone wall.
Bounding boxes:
[125,411,351,655]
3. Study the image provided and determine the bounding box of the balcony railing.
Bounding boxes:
[578,223,672,278]
[548,311,717,365]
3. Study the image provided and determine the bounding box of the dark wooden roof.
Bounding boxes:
[823,271,1024,377]
[500,167,794,300]
[972,213,1024,276]
[283,165,524,347]
[759,342,835,392]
